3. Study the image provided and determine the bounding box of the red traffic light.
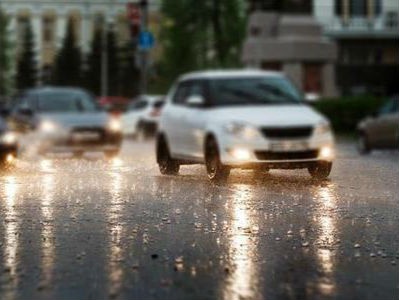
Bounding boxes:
[126,2,141,25]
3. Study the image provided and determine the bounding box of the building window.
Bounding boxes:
[94,14,105,31]
[335,0,343,16]
[374,0,382,16]
[261,62,281,71]
[303,63,323,93]
[350,0,367,17]
[250,26,261,37]
[43,17,54,43]
[17,16,29,42]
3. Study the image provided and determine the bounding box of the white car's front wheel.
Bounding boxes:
[357,133,371,155]
[308,161,332,180]
[157,135,180,175]
[205,137,230,183]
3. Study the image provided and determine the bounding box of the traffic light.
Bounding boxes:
[126,2,141,43]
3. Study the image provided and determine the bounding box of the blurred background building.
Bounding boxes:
[314,0,399,96]
[0,0,160,86]
[244,0,399,97]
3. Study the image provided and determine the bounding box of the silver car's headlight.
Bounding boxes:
[224,122,259,139]
[314,122,332,135]
[39,120,59,133]
[0,132,17,144]
[107,118,122,132]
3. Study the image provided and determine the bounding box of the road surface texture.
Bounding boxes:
[0,139,398,300]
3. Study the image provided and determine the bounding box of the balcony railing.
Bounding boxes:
[322,14,399,37]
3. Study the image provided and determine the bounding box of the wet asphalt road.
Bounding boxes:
[0,139,398,300]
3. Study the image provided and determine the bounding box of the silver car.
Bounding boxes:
[357,96,399,154]
[9,87,122,158]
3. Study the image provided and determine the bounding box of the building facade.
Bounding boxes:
[242,1,338,98]
[314,0,399,95]
[0,0,160,69]
[243,0,399,97]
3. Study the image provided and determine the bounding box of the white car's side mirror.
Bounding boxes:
[304,93,320,103]
[186,95,205,106]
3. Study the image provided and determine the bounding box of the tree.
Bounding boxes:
[0,9,13,97]
[106,25,119,96]
[157,0,246,89]
[15,19,37,91]
[118,42,140,98]
[85,24,129,96]
[53,17,82,86]
[84,26,102,95]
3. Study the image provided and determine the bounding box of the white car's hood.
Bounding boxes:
[211,105,327,127]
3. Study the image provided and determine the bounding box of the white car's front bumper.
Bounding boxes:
[218,132,335,168]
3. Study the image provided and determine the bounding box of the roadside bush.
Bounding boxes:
[313,96,385,133]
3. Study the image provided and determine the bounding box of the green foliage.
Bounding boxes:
[118,43,141,98]
[0,9,13,96]
[53,18,82,86]
[154,0,246,92]
[106,27,119,96]
[15,19,37,91]
[84,24,140,97]
[313,96,386,133]
[84,27,102,95]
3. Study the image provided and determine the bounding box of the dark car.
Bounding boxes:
[8,87,122,158]
[0,116,18,165]
[357,96,399,154]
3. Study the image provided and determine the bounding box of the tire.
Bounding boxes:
[205,137,230,183]
[157,135,179,175]
[136,122,149,141]
[104,149,120,159]
[308,161,332,180]
[357,133,371,155]
[73,151,84,158]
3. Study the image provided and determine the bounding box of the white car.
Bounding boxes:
[121,95,165,139]
[156,70,335,182]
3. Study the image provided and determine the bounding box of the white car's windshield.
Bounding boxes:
[37,92,100,113]
[209,77,302,106]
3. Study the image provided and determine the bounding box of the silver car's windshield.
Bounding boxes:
[209,77,302,106]
[37,92,100,113]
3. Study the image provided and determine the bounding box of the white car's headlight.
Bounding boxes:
[108,118,121,132]
[314,122,332,135]
[224,122,259,139]
[0,132,17,144]
[40,120,59,133]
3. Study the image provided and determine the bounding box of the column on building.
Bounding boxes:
[56,10,67,48]
[32,9,43,83]
[282,63,302,91]
[322,63,337,97]
[81,11,91,54]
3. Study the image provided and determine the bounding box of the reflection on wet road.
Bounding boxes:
[0,140,398,300]
[224,184,259,300]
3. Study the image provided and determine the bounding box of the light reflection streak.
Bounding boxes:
[107,171,124,297]
[224,184,259,300]
[3,176,19,277]
[40,159,55,173]
[4,176,19,299]
[314,185,338,296]
[40,174,56,289]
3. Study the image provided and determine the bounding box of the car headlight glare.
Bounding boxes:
[40,120,58,133]
[108,118,121,132]
[230,148,252,160]
[319,145,335,160]
[314,122,332,135]
[224,122,259,139]
[1,132,17,144]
